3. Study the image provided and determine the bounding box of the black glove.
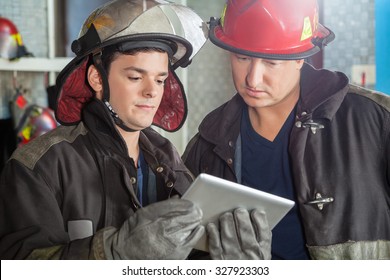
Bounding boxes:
[207,208,272,260]
[98,197,204,259]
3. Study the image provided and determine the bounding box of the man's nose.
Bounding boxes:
[142,78,159,98]
[246,60,265,88]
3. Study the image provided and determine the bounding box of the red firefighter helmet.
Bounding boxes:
[0,16,32,60]
[209,0,335,60]
[16,105,57,147]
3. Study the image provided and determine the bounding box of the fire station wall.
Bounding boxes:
[0,0,49,120]
[185,0,236,141]
[322,0,376,89]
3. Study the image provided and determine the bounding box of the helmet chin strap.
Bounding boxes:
[92,53,139,132]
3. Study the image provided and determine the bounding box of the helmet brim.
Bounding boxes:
[209,18,335,60]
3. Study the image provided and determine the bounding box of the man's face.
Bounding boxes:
[230,52,304,110]
[105,51,169,131]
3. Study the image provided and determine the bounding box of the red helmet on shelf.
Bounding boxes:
[0,16,32,60]
[209,0,335,60]
[16,105,57,147]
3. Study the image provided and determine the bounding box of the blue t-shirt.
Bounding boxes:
[240,106,309,259]
[137,150,151,206]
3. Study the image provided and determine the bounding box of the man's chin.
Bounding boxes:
[116,121,152,132]
[130,120,153,131]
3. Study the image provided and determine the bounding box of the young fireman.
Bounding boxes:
[1,0,272,261]
[0,0,214,260]
[183,0,390,259]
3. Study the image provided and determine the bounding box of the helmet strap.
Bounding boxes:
[92,53,138,133]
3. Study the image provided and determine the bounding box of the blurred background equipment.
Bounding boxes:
[0,16,32,60]
[15,104,57,147]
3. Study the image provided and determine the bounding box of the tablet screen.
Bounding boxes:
[182,173,295,251]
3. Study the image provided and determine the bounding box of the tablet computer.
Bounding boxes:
[182,173,295,252]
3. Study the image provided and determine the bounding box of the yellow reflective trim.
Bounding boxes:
[301,16,313,41]
[22,125,32,140]
[11,33,23,45]
[220,4,227,28]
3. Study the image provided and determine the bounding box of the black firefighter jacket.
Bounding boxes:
[0,98,193,259]
[183,63,390,259]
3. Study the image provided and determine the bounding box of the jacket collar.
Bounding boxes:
[82,98,187,164]
[81,99,190,194]
[82,98,128,154]
[298,63,349,121]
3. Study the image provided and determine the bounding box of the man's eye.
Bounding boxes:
[157,79,165,85]
[129,77,141,81]
[237,55,249,61]
[265,60,281,66]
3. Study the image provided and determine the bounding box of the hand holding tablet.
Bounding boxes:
[182,173,295,252]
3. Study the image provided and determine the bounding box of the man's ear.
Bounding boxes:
[296,59,305,70]
[87,64,103,99]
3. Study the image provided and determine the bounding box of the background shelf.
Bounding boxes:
[0,57,72,72]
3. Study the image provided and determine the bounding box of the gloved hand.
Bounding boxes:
[207,208,272,260]
[98,197,205,259]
